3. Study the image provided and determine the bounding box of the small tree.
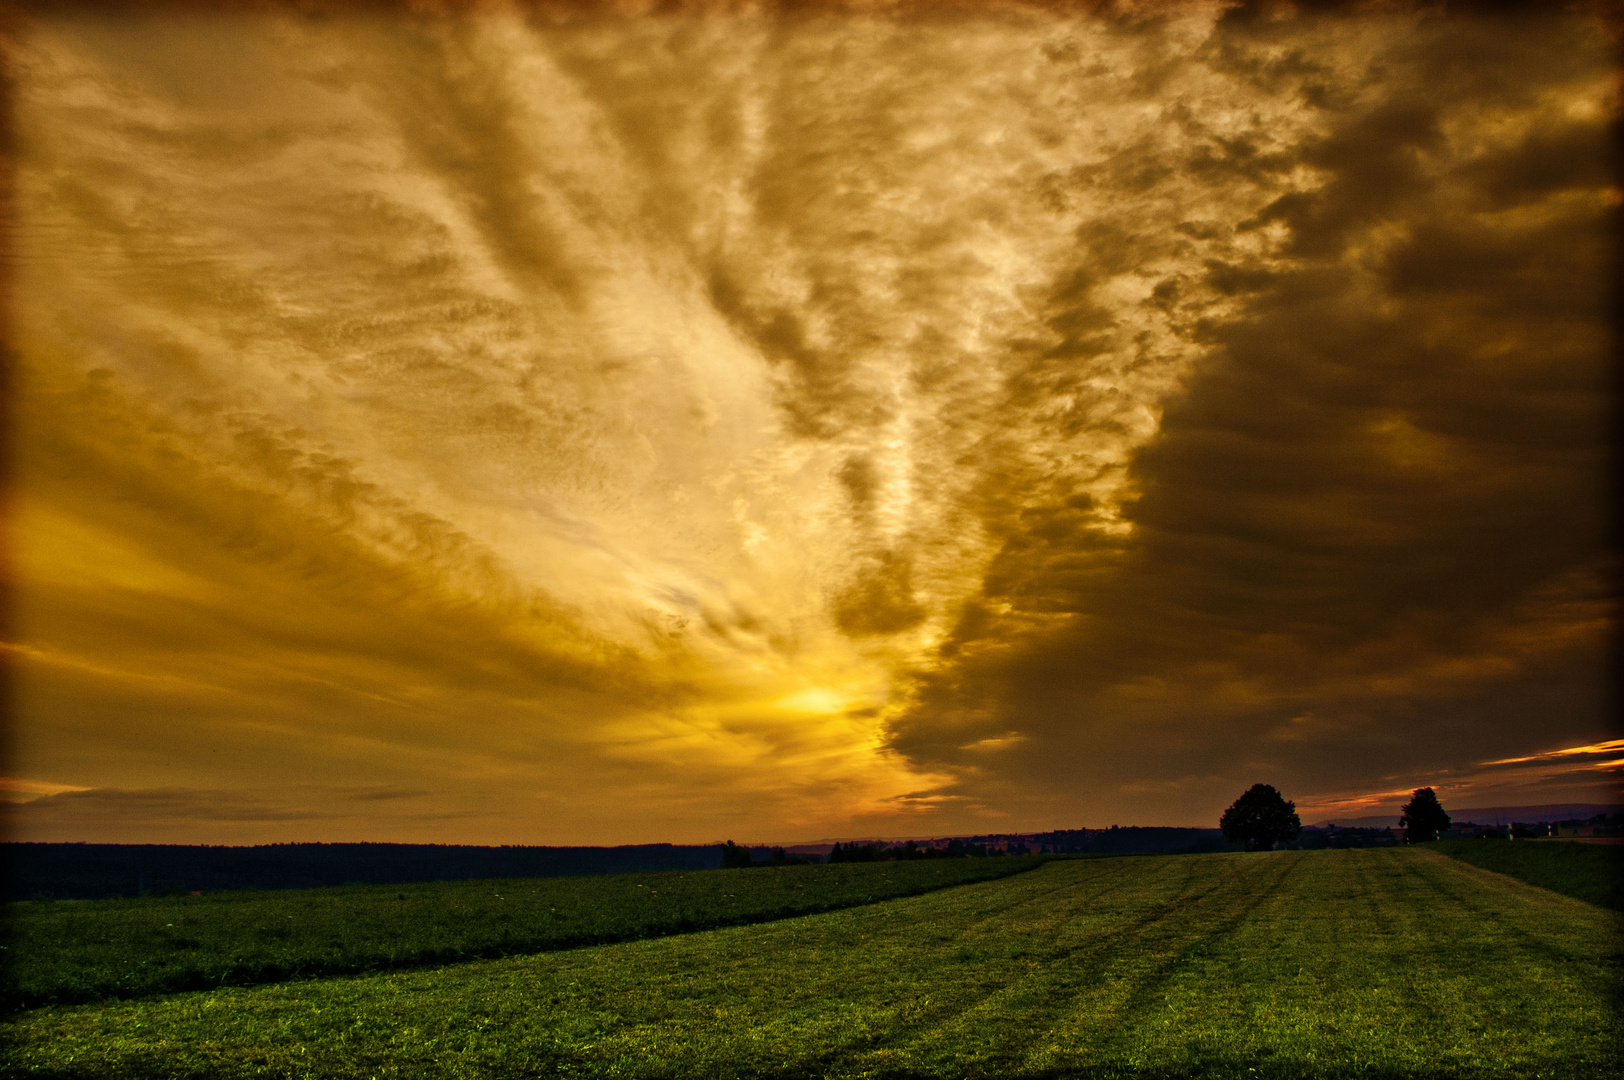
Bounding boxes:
[1399,788,1451,843]
[721,840,754,868]
[1220,784,1302,851]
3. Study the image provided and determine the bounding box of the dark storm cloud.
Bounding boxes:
[834,549,928,637]
[886,6,1618,824]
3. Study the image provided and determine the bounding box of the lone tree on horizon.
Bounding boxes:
[1399,787,1451,843]
[1220,784,1302,851]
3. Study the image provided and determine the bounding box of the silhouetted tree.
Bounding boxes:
[721,841,754,868]
[829,841,872,863]
[1399,788,1451,843]
[834,842,880,863]
[1220,784,1302,851]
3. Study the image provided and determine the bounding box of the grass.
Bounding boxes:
[0,856,1044,1009]
[1431,838,1624,910]
[3,848,1618,1079]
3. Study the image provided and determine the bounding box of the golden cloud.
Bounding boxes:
[8,2,1616,842]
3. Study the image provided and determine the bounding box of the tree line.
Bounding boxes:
[1219,783,1456,851]
[719,837,1035,867]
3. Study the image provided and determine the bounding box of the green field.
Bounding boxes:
[1433,839,1624,911]
[1,857,1043,1009]
[4,848,1618,1079]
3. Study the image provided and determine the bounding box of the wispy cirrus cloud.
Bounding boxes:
[1480,739,1624,768]
[1,777,92,804]
[1298,738,1623,820]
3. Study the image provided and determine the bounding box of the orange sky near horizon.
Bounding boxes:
[5,1,1619,846]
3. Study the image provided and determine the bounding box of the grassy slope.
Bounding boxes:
[1,857,1044,1009]
[4,849,1618,1080]
[1431,839,1624,911]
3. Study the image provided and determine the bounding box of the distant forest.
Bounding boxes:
[3,843,725,901]
[8,820,1534,901]
[11,832,1240,899]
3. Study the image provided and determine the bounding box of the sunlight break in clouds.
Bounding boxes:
[9,3,1617,844]
[1295,734,1624,822]
[1481,739,1624,767]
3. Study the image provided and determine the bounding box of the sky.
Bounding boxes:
[5,0,1619,846]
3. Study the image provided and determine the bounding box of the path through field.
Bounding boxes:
[5,849,1619,1079]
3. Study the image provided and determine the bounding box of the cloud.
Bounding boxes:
[0,776,92,804]
[7,3,1617,842]
[883,5,1618,825]
[1294,735,1624,821]
[6,785,484,845]
[1481,739,1624,769]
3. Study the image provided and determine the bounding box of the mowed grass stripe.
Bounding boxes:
[831,855,1253,1069]
[2,856,1045,1008]
[1066,852,1478,1077]
[6,848,1618,1079]
[970,854,1304,1076]
[839,857,1216,1070]
[1074,850,1615,1078]
[1400,850,1610,973]
[1433,839,1624,911]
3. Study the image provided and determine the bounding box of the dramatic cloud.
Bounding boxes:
[7,2,1617,844]
[1294,737,1624,822]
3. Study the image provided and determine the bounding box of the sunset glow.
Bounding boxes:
[7,2,1617,845]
